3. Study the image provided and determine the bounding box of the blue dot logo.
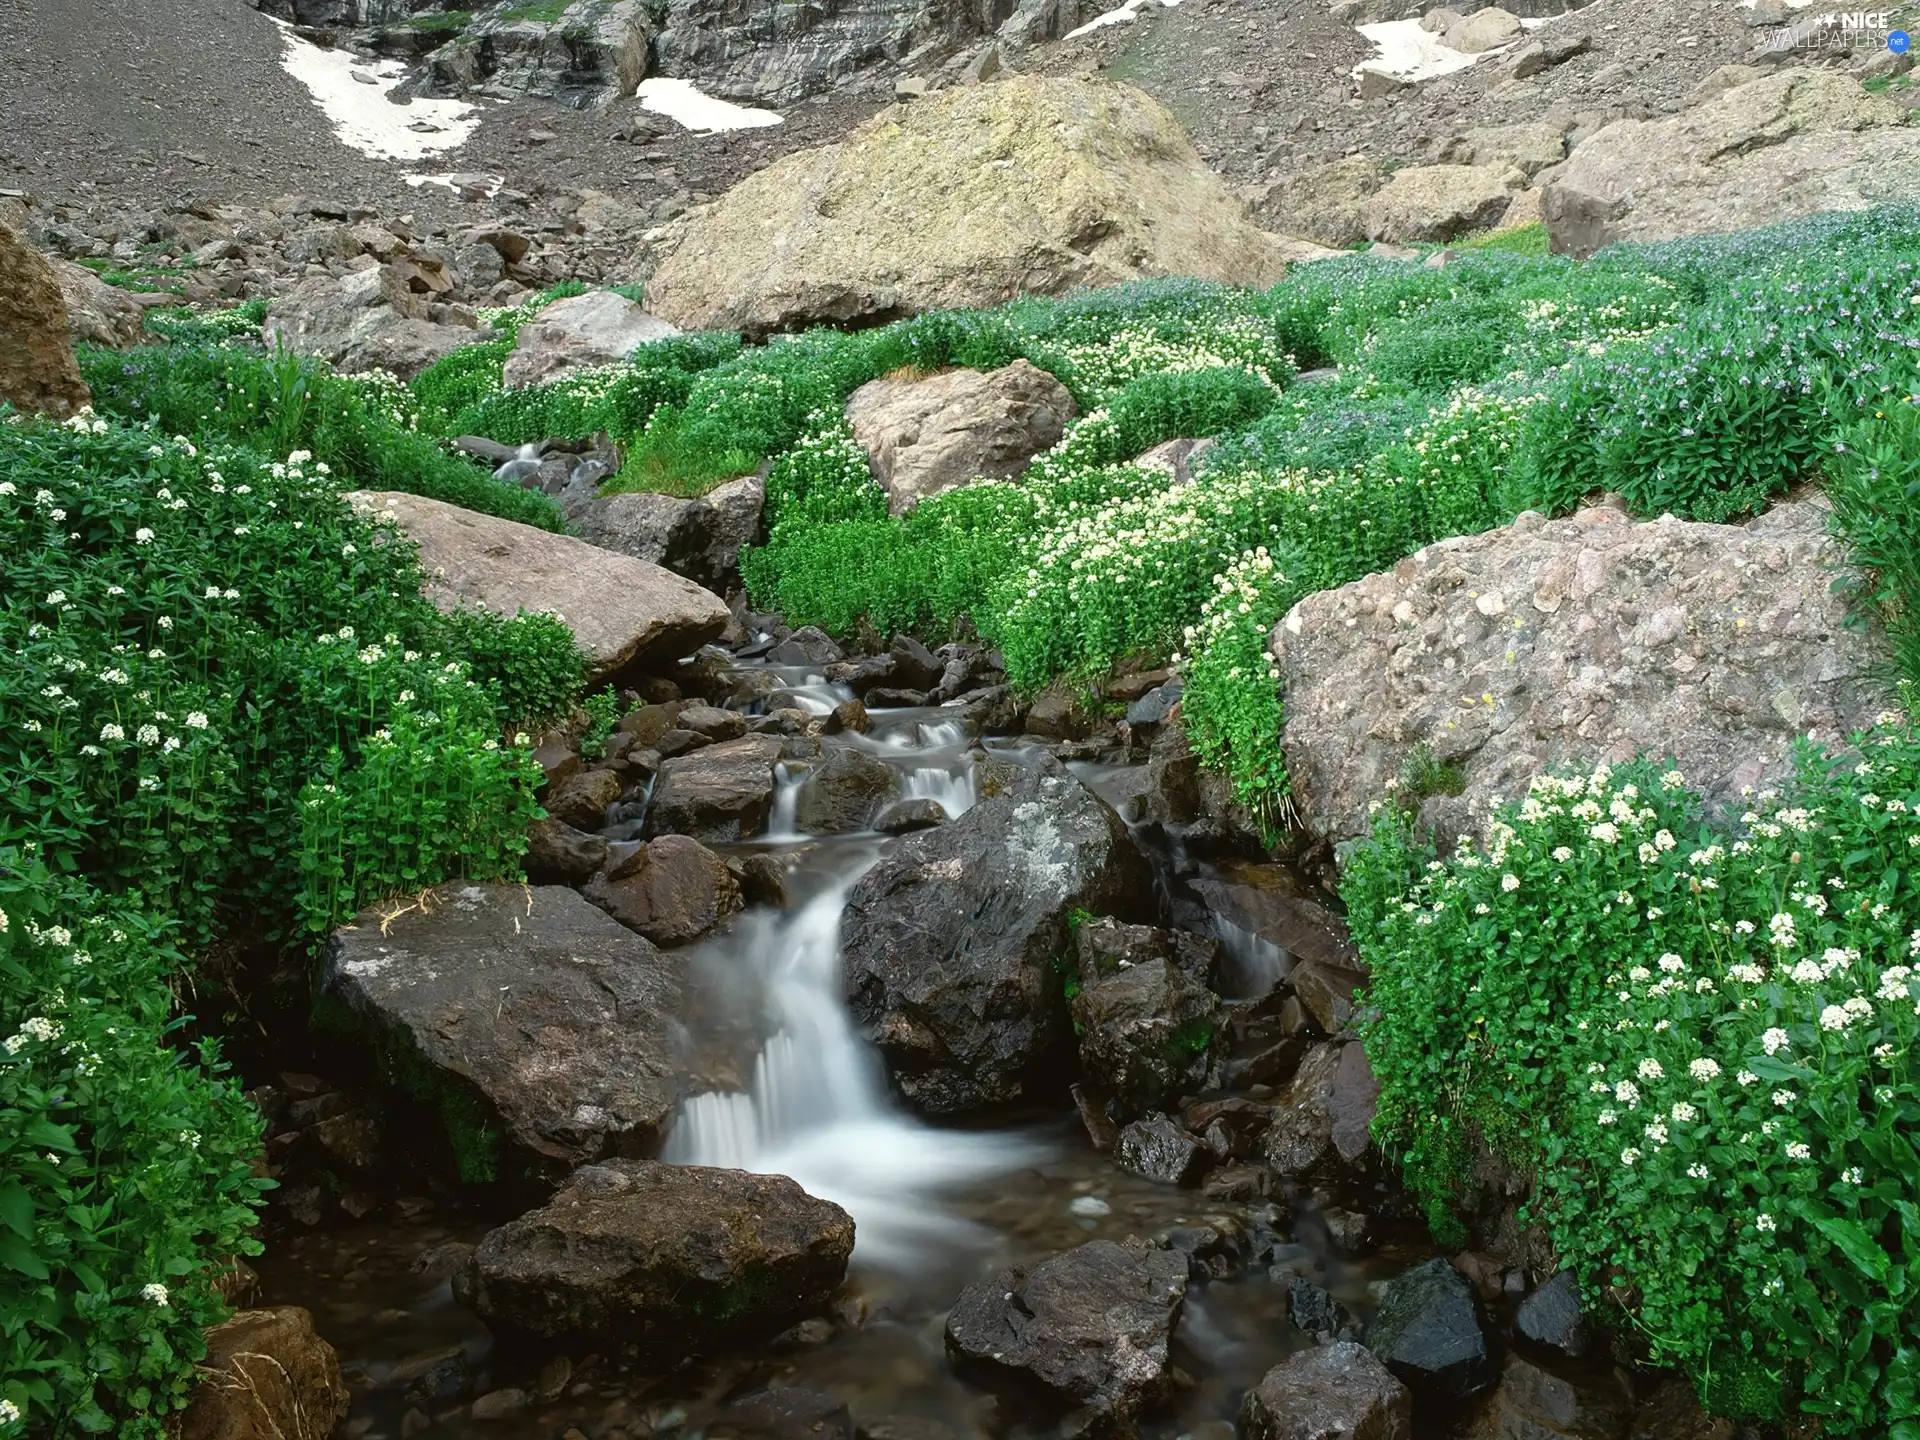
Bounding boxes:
[1892,29,1912,53]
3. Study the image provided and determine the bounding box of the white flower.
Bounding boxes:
[1689,1058,1721,1081]
[44,590,65,605]
[1638,1058,1664,1081]
[1614,1079,1640,1107]
[137,725,160,746]
[1727,963,1766,984]
[1552,846,1573,862]
[1761,1028,1790,1056]
[1769,913,1797,947]
[1687,1163,1709,1180]
[1772,1089,1795,1108]
[1819,1005,1851,1032]
[1590,822,1620,844]
[1620,1147,1642,1166]
[99,723,124,742]
[1737,1069,1760,1086]
[1843,1167,1864,1185]
[0,1398,19,1426]
[1501,873,1520,892]
[141,1282,170,1306]
[1658,953,1685,974]
[185,712,209,730]
[1629,965,1652,983]
[1786,1142,1811,1161]
[1670,1102,1697,1122]
[1597,1108,1618,1125]
[1644,1121,1669,1145]
[1755,1213,1776,1233]
[134,527,154,544]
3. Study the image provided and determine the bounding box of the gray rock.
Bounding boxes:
[1539,71,1920,258]
[420,0,651,109]
[875,797,947,833]
[1114,1114,1207,1185]
[544,767,623,831]
[266,265,481,379]
[572,476,766,592]
[767,625,847,666]
[1462,1354,1630,1440]
[502,290,680,389]
[945,1240,1188,1425]
[844,359,1077,515]
[1366,1258,1495,1401]
[525,817,610,884]
[1189,866,1355,973]
[53,258,147,348]
[1441,7,1522,52]
[843,756,1153,1115]
[1271,503,1887,851]
[1364,165,1516,244]
[1239,1341,1411,1440]
[1264,1040,1376,1179]
[348,490,729,685]
[1073,958,1220,1117]
[1289,958,1367,1036]
[646,734,787,842]
[793,747,899,834]
[1075,918,1217,989]
[1252,156,1390,249]
[455,1160,853,1357]
[582,833,742,945]
[1516,1271,1590,1356]
[1286,1278,1360,1342]
[324,884,688,1171]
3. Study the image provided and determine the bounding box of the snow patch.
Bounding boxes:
[405,172,505,198]
[636,78,783,134]
[275,22,481,161]
[1065,0,1186,39]
[1353,13,1554,85]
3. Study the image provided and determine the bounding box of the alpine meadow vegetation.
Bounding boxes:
[4,199,1919,1437]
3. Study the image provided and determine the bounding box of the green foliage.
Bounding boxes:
[1104,365,1280,455]
[1828,387,1920,697]
[577,688,622,762]
[1397,743,1466,802]
[0,408,583,1435]
[1347,732,1920,1435]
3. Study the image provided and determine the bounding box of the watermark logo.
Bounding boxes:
[1892,28,1912,52]
[1763,9,1906,50]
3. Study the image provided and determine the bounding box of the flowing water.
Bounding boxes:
[254,676,1422,1440]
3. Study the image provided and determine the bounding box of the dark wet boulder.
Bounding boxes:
[1264,1041,1378,1180]
[525,817,608,884]
[1516,1271,1591,1357]
[1114,1114,1207,1186]
[1189,864,1356,972]
[1463,1354,1630,1440]
[1366,1258,1495,1401]
[583,834,743,946]
[455,1160,853,1360]
[843,757,1153,1115]
[1289,957,1369,1037]
[875,798,947,833]
[793,747,899,834]
[175,1306,351,1440]
[1074,917,1218,989]
[766,625,845,666]
[647,734,788,842]
[1073,958,1220,1117]
[324,885,687,1175]
[1239,1341,1411,1440]
[675,702,749,742]
[544,767,623,831]
[945,1239,1187,1427]
[1285,1277,1361,1343]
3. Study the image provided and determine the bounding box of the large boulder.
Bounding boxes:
[1463,1354,1631,1440]
[1239,1341,1412,1440]
[349,490,728,683]
[1255,156,1390,249]
[945,1239,1188,1427]
[583,834,743,945]
[1073,958,1220,1117]
[792,746,899,834]
[1366,1258,1495,1401]
[53,259,147,349]
[502,290,680,389]
[646,734,788,842]
[843,360,1078,515]
[455,1160,854,1357]
[0,223,89,417]
[571,475,765,590]
[842,757,1154,1115]
[1441,6,1523,51]
[1364,164,1517,244]
[1263,1040,1377,1180]
[1540,70,1920,258]
[265,265,482,379]
[176,1307,350,1440]
[324,884,689,1174]
[645,77,1293,336]
[419,0,651,107]
[1271,502,1886,850]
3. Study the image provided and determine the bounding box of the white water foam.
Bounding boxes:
[272,23,481,161]
[665,876,1037,1268]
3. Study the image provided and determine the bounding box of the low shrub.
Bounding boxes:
[1346,730,1920,1435]
[1828,387,1920,695]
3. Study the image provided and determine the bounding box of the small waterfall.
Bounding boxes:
[1213,916,1287,998]
[665,861,1034,1268]
[903,762,977,818]
[764,762,803,841]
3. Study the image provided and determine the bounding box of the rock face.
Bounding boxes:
[419,0,652,109]
[843,757,1154,1115]
[1272,502,1886,850]
[1365,164,1516,244]
[1073,959,1219,1117]
[349,490,729,683]
[0,223,90,417]
[945,1239,1188,1426]
[324,884,688,1172]
[572,476,765,591]
[1258,156,1389,249]
[645,77,1292,336]
[583,834,743,945]
[1540,70,1920,258]
[265,265,482,379]
[455,1160,854,1357]
[646,734,787,842]
[502,290,680,389]
[1263,1041,1377,1180]
[843,360,1078,515]
[176,1307,350,1440]
[792,746,899,833]
[54,259,147,348]
[1366,1258,1495,1400]
[1239,1341,1413,1440]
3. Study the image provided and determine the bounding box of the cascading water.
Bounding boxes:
[665,740,1033,1268]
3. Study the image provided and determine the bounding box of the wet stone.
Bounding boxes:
[875,797,948,833]
[1285,1276,1360,1342]
[1516,1270,1591,1356]
[1239,1341,1412,1440]
[1366,1257,1495,1401]
[1115,1114,1207,1186]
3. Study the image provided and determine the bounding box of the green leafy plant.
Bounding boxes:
[1828,386,1920,697]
